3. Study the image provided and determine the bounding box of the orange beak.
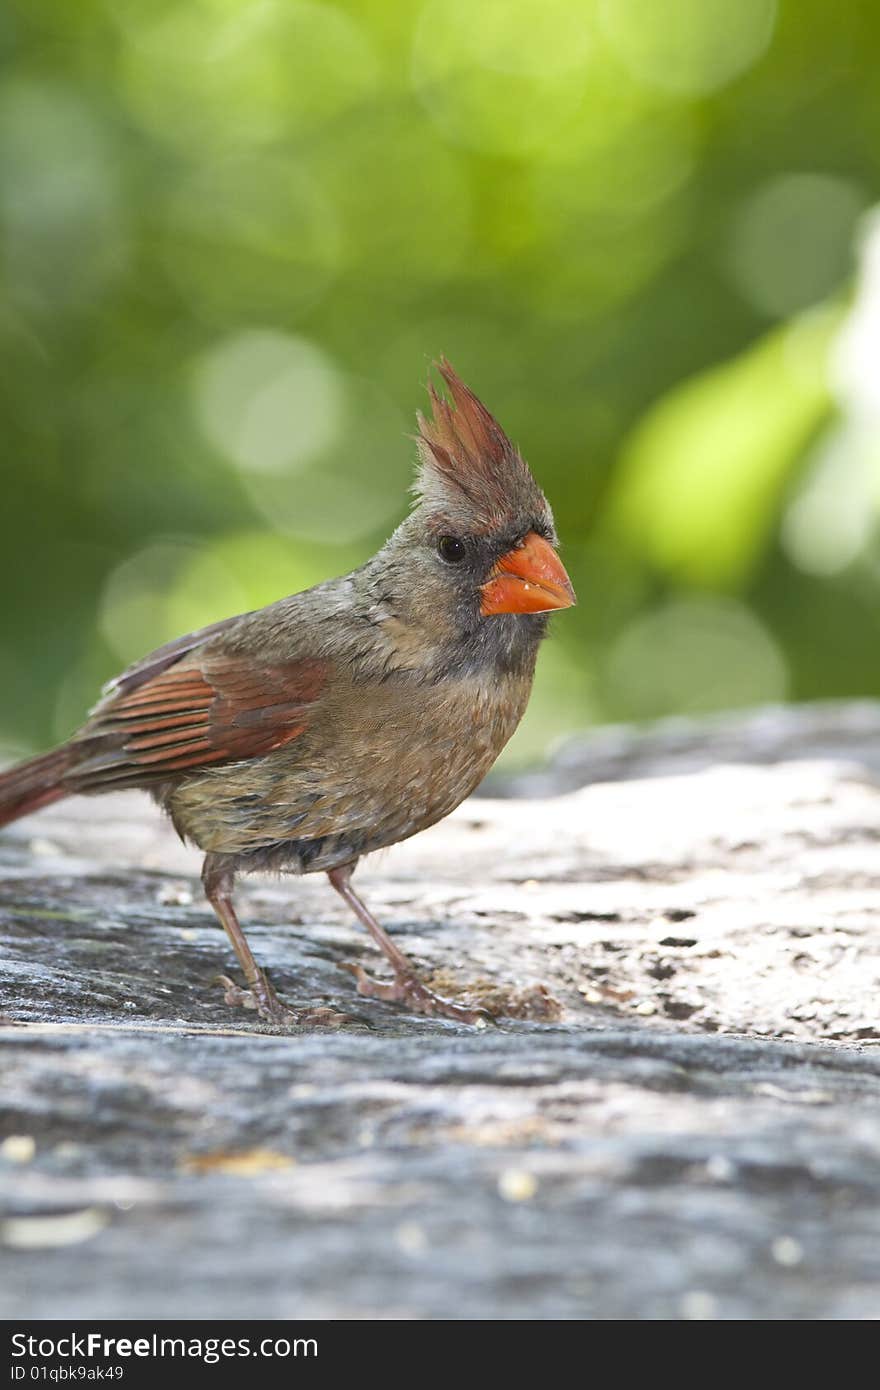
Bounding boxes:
[480,531,576,617]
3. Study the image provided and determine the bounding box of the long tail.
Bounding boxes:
[0,747,74,828]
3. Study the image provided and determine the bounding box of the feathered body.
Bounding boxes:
[0,361,574,1024]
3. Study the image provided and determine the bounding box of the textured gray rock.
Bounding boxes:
[2,705,880,1319]
[492,699,880,796]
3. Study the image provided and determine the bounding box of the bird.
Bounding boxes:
[0,360,575,1026]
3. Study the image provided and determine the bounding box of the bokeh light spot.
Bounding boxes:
[239,376,410,545]
[726,173,866,319]
[99,542,207,666]
[164,531,362,639]
[452,0,593,77]
[97,530,362,680]
[606,596,788,719]
[528,103,698,298]
[306,114,470,277]
[0,78,126,315]
[833,208,880,420]
[599,0,777,96]
[412,0,593,157]
[784,215,880,577]
[608,315,836,587]
[118,0,380,151]
[160,156,342,321]
[781,427,880,577]
[192,331,345,476]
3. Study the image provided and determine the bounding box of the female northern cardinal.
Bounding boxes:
[0,361,575,1025]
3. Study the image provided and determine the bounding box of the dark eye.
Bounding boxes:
[437,535,466,564]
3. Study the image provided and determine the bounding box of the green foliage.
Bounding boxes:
[1,0,879,766]
[607,311,839,588]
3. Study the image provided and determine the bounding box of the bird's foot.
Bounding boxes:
[215,972,291,1023]
[213,974,350,1029]
[342,962,493,1025]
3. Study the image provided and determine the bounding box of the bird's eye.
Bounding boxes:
[437,535,466,564]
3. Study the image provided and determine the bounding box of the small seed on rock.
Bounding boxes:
[395,1222,428,1255]
[0,1135,35,1164]
[680,1290,718,1320]
[772,1236,804,1267]
[498,1169,537,1202]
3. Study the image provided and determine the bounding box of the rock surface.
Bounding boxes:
[2,704,880,1319]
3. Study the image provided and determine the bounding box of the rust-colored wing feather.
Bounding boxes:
[70,652,329,790]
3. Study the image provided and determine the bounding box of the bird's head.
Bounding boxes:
[390,359,574,643]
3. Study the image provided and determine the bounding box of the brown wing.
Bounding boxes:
[71,650,329,790]
[98,613,249,702]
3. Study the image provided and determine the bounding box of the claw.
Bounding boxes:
[213,974,353,1029]
[215,973,262,1013]
[341,961,493,1026]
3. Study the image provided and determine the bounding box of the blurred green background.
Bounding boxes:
[2,0,880,768]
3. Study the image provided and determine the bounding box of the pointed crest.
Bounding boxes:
[414,358,549,532]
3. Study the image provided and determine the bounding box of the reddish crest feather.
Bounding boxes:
[414,358,549,533]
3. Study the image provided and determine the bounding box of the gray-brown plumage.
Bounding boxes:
[0,361,575,1024]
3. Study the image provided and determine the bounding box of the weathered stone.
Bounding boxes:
[2,707,880,1318]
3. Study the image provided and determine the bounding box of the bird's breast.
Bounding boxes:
[167,667,534,862]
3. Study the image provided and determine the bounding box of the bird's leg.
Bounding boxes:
[328,863,491,1025]
[202,856,346,1028]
